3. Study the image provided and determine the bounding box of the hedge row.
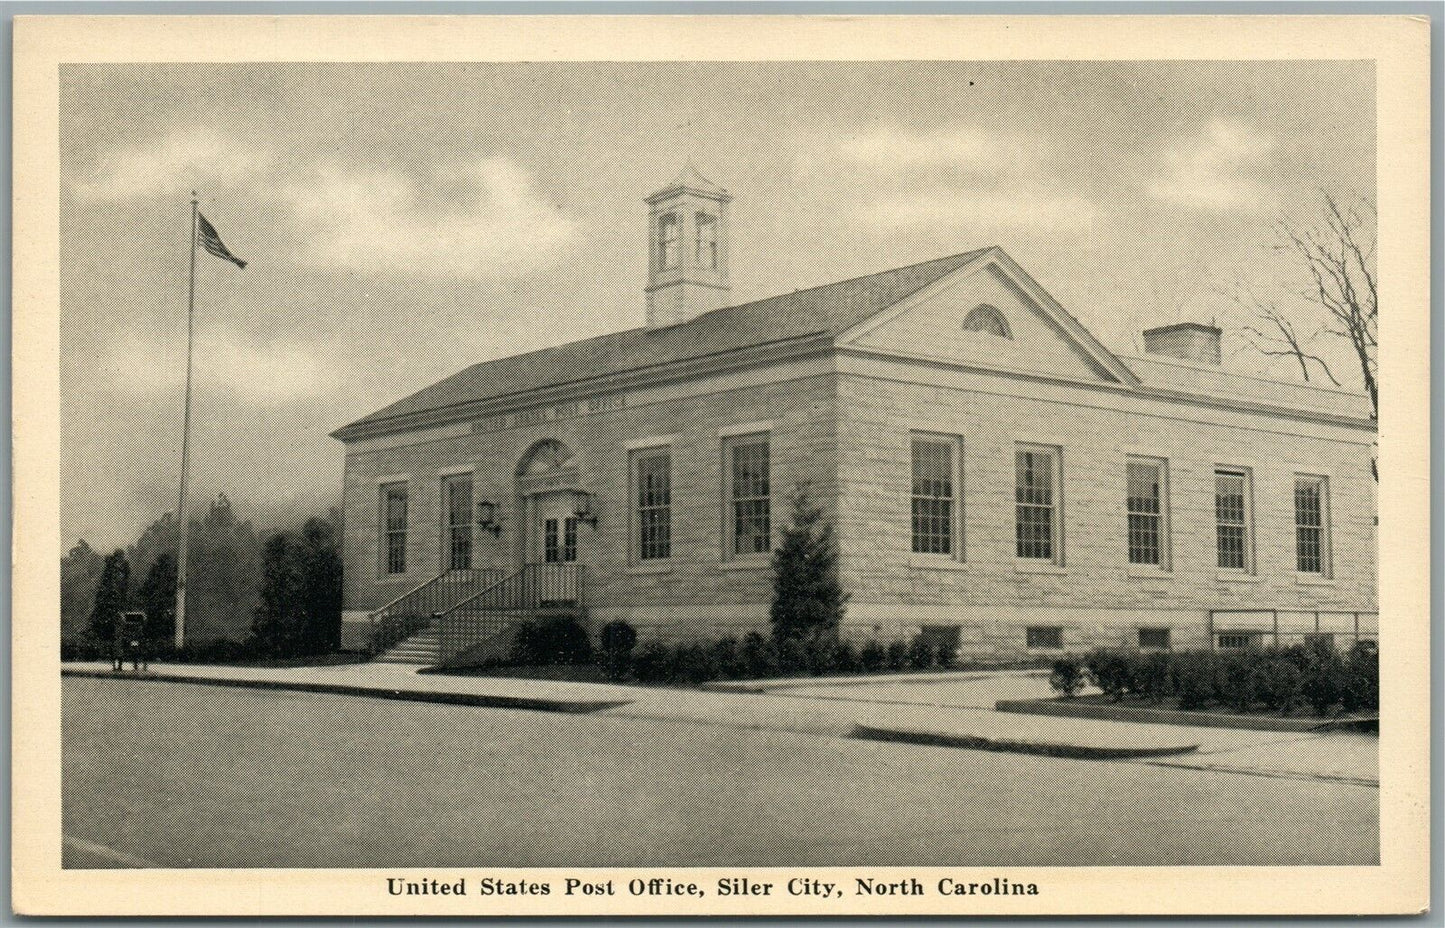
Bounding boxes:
[580,621,953,684]
[1049,640,1378,716]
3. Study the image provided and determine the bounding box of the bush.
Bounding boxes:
[1301,639,1346,716]
[1049,656,1086,698]
[1134,651,1173,703]
[858,640,887,673]
[1087,649,1133,701]
[631,641,671,684]
[1252,656,1303,714]
[1173,650,1216,710]
[885,640,909,672]
[776,637,809,675]
[827,639,861,674]
[906,637,936,671]
[935,641,958,670]
[710,636,746,679]
[1341,642,1378,713]
[667,643,718,685]
[510,616,592,666]
[1214,651,1256,712]
[598,620,638,681]
[740,632,779,678]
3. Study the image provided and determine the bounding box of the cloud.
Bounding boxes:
[1147,119,1278,211]
[111,327,337,407]
[284,157,577,279]
[865,189,1101,233]
[71,127,274,203]
[836,125,1042,174]
[820,125,1099,234]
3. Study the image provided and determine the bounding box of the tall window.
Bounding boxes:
[1016,447,1060,561]
[658,212,679,269]
[695,212,718,269]
[1215,469,1252,571]
[381,482,408,575]
[635,449,672,561]
[728,435,771,556]
[1295,475,1329,575]
[911,435,957,555]
[1126,458,1167,567]
[442,474,473,570]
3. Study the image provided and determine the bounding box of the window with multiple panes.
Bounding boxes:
[442,474,473,571]
[1126,458,1167,567]
[911,435,958,555]
[1138,627,1171,650]
[658,212,679,269]
[1294,475,1329,575]
[728,435,771,556]
[544,517,578,564]
[1215,469,1252,570]
[635,450,672,561]
[1026,626,1063,649]
[1217,633,1258,650]
[381,482,408,575]
[695,212,718,269]
[1015,447,1060,561]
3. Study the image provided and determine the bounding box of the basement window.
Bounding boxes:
[1026,626,1063,650]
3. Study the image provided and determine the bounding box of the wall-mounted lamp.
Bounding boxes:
[476,500,503,537]
[572,491,597,526]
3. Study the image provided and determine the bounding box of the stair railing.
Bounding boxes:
[368,567,509,656]
[433,564,585,663]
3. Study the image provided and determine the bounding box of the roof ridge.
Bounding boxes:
[702,246,993,317]
[456,247,992,371]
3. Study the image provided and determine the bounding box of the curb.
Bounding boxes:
[994,698,1360,734]
[701,668,1049,694]
[851,723,1200,760]
[61,668,633,714]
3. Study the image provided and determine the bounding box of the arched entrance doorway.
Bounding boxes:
[514,439,585,605]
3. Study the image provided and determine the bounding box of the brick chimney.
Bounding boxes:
[1142,322,1222,365]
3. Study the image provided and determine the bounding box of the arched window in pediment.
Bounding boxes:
[962,304,1013,339]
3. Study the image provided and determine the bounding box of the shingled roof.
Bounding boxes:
[336,248,992,437]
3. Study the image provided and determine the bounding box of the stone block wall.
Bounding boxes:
[833,365,1378,657]
[340,366,837,642]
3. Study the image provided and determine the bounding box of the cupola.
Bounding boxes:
[644,163,731,329]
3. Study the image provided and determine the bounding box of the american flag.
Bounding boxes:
[197,212,247,269]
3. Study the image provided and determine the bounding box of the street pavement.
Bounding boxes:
[61,675,1379,868]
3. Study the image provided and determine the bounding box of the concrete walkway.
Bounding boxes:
[61,661,1377,785]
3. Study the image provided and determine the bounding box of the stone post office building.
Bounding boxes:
[333,167,1378,663]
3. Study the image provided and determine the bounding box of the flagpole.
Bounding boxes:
[175,192,198,650]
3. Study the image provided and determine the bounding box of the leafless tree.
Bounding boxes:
[1233,194,1377,419]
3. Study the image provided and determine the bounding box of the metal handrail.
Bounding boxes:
[1207,608,1378,649]
[367,568,509,655]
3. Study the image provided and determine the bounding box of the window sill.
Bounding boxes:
[627,562,674,575]
[1215,571,1261,583]
[909,554,969,571]
[1015,561,1066,575]
[1295,573,1336,586]
[1127,566,1173,580]
[717,557,772,572]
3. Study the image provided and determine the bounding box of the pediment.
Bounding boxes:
[836,248,1137,387]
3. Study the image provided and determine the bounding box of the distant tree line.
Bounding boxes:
[61,494,342,662]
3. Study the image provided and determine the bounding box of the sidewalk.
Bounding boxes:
[62,661,1377,785]
[61,661,637,713]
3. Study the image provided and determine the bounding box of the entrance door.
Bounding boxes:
[531,491,580,604]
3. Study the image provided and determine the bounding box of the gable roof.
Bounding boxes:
[334,248,991,438]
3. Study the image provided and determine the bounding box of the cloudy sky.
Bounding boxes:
[59,60,1374,550]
